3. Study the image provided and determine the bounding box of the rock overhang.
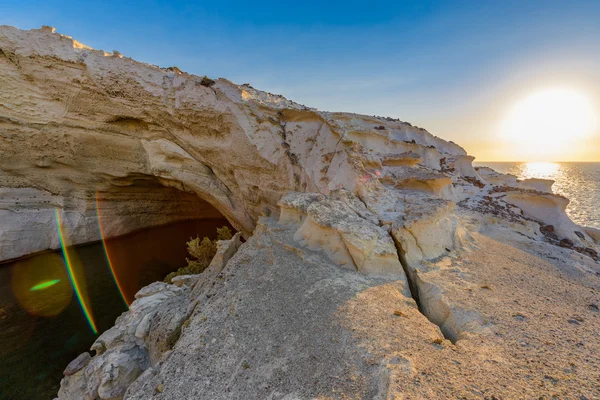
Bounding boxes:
[0,25,596,400]
[0,25,479,262]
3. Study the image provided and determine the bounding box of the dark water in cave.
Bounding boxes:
[0,218,230,400]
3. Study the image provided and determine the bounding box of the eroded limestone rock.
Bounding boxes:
[63,352,91,377]
[0,26,482,261]
[58,282,189,400]
[1,25,598,400]
[59,210,600,400]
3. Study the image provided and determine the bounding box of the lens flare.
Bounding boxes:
[11,253,72,317]
[55,209,98,334]
[95,192,130,307]
[30,279,61,291]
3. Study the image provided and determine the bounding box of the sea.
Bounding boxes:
[473,162,600,229]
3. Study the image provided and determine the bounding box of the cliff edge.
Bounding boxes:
[0,26,598,399]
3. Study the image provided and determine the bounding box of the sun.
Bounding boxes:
[499,87,598,159]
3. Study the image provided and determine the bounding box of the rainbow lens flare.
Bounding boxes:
[55,209,98,334]
[30,279,61,291]
[95,192,130,307]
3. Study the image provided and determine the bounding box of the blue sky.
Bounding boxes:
[1,0,600,160]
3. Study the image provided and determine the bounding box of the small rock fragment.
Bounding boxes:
[583,247,598,258]
[513,313,528,321]
[559,238,574,248]
[540,225,555,234]
[63,352,91,376]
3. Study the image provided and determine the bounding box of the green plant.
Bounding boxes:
[216,226,233,241]
[164,226,233,283]
[200,76,215,87]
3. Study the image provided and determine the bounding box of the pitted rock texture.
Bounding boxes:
[1,26,598,399]
[58,216,600,400]
[1,26,479,261]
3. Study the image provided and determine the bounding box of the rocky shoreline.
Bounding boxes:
[0,26,598,399]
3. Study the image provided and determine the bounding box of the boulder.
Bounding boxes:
[63,352,91,376]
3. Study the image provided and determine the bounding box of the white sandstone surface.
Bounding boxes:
[0,25,482,261]
[0,26,598,399]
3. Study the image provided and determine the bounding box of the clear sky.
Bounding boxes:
[1,0,600,161]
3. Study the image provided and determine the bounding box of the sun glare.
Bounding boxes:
[522,162,559,179]
[500,87,598,159]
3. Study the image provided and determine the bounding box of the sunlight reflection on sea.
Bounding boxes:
[474,162,600,229]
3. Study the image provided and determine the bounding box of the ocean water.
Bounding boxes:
[0,218,231,400]
[474,162,600,229]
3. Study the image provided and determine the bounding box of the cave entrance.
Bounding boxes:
[97,216,233,303]
[93,179,235,303]
[0,183,233,400]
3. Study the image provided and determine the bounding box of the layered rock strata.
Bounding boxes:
[0,25,477,261]
[0,26,598,399]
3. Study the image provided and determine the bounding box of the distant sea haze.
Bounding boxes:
[474,162,600,229]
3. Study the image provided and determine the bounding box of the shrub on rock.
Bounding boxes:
[164,226,233,283]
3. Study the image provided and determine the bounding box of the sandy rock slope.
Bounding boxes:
[0,26,598,399]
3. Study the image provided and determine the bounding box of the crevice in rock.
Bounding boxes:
[321,129,345,180]
[390,235,420,307]
[0,47,20,68]
[106,116,150,131]
[277,113,309,192]
[390,234,456,343]
[203,164,234,197]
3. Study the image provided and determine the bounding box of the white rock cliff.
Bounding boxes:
[0,26,599,399]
